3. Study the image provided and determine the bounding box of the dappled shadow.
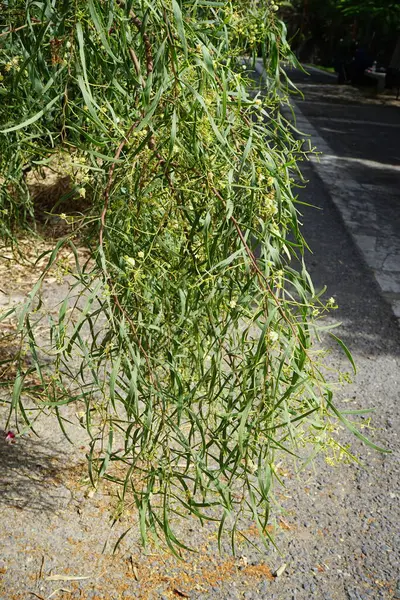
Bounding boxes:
[0,428,75,512]
[286,64,400,107]
[248,66,400,358]
[303,113,400,188]
[286,71,400,173]
[293,81,396,106]
[327,155,400,190]
[249,66,400,359]
[297,163,400,359]
[277,68,400,359]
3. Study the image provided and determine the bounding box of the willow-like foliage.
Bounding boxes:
[0,1,368,553]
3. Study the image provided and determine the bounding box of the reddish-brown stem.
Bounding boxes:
[230,214,303,345]
[210,184,300,343]
[128,47,142,79]
[100,4,158,249]
[99,3,170,382]
[129,10,153,74]
[0,20,42,38]
[126,8,170,180]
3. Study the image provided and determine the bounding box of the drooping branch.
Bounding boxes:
[100,4,156,250]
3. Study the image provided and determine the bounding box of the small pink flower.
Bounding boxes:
[5,431,15,443]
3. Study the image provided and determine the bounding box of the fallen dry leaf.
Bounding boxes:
[273,563,287,578]
[278,517,292,530]
[173,587,190,598]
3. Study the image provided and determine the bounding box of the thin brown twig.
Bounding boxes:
[128,8,160,155]
[126,7,171,180]
[28,593,45,600]
[233,207,326,396]
[99,119,141,250]
[99,3,159,245]
[98,13,157,383]
[128,8,153,74]
[99,4,168,386]
[128,47,142,79]
[100,3,161,249]
[230,213,301,342]
[162,8,179,86]
[100,3,155,250]
[0,21,42,38]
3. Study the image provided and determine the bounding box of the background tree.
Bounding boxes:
[283,0,400,66]
[339,0,400,65]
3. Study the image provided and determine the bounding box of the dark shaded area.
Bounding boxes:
[297,163,400,358]
[25,170,92,237]
[288,67,400,281]
[0,428,73,512]
[289,68,400,163]
[280,0,400,72]
[288,67,400,356]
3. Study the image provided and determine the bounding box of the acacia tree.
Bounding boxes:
[0,0,375,553]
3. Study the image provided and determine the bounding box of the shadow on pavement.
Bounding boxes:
[297,164,400,359]
[0,429,74,512]
[249,67,400,358]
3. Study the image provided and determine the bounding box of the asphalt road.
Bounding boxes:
[284,66,400,323]
[272,66,400,600]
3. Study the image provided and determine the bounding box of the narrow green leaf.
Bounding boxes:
[172,0,188,59]
[88,0,121,63]
[329,333,356,374]
[0,94,61,133]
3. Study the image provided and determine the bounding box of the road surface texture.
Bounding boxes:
[281,65,400,324]
[0,68,399,600]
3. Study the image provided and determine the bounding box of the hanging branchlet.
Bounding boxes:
[0,0,378,555]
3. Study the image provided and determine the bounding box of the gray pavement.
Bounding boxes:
[274,65,400,323]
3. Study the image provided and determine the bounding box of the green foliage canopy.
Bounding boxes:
[0,0,370,553]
